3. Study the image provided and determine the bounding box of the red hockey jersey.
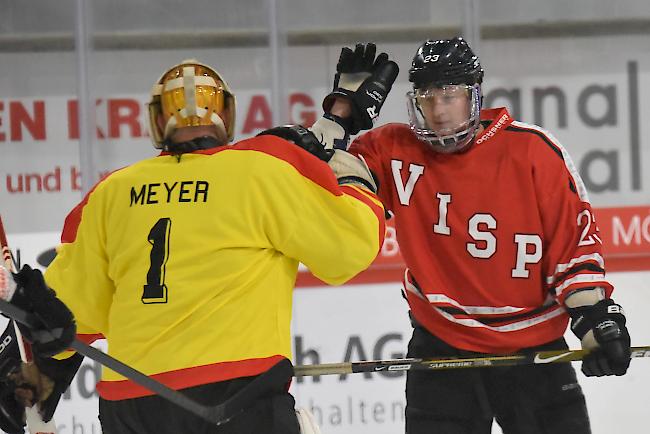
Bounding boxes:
[349,107,613,353]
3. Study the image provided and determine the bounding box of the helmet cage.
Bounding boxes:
[406,84,482,153]
[147,60,236,149]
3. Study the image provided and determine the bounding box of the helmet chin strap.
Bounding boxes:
[433,130,474,153]
[420,121,478,154]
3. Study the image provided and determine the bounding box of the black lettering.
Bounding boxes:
[164,181,178,203]
[483,88,521,119]
[347,396,353,424]
[146,183,160,204]
[179,181,192,202]
[307,399,324,427]
[131,180,211,205]
[329,402,342,426]
[130,185,146,206]
[72,415,84,433]
[340,336,371,380]
[77,360,101,398]
[578,84,617,127]
[627,61,641,190]
[580,150,619,192]
[195,180,209,203]
[294,336,321,383]
[373,402,386,423]
[533,86,567,128]
[359,400,368,424]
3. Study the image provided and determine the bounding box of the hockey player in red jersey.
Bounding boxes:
[326,38,632,433]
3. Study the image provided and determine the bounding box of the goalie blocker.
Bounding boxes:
[0,264,82,432]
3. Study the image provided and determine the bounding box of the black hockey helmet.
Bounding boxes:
[406,37,484,153]
[408,37,484,89]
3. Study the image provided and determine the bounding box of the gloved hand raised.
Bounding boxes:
[323,43,399,135]
[257,125,377,193]
[569,298,631,377]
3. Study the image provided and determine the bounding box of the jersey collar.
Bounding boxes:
[475,107,513,146]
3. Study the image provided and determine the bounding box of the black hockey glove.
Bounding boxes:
[29,353,84,421]
[568,299,631,377]
[258,125,378,193]
[323,43,399,135]
[0,356,26,434]
[258,125,334,162]
[0,353,83,429]
[11,265,76,357]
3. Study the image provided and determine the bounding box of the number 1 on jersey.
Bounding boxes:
[142,217,171,304]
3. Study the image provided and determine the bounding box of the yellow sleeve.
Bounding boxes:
[284,184,384,285]
[250,136,386,285]
[44,180,115,337]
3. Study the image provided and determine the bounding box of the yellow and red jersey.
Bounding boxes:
[349,107,611,354]
[45,135,384,399]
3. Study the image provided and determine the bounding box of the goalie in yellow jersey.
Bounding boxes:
[0,47,398,434]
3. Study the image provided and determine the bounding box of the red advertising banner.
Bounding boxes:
[596,205,650,272]
[296,205,650,286]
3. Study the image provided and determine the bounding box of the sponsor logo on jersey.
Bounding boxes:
[476,112,510,145]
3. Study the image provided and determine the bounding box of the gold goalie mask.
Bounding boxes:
[148,59,236,149]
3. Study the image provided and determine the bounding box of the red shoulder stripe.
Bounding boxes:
[340,185,386,251]
[232,135,342,197]
[96,355,286,400]
[61,169,124,243]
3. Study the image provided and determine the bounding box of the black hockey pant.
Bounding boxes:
[99,365,300,434]
[405,325,591,434]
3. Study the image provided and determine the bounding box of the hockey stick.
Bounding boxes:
[0,297,294,426]
[0,217,293,426]
[294,346,650,376]
[0,215,59,433]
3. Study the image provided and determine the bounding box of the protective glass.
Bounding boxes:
[406,84,481,153]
